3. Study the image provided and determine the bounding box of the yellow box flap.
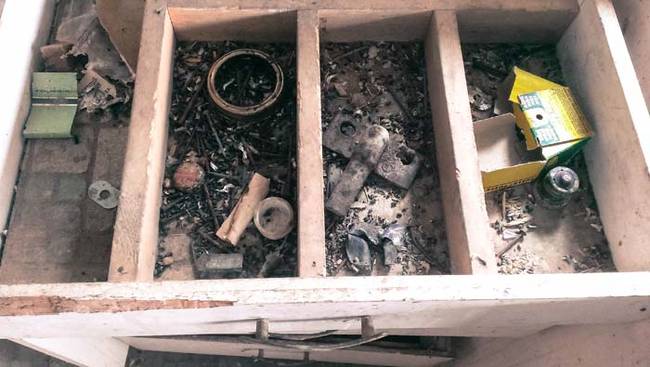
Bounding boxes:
[481,162,546,192]
[519,88,592,148]
[508,66,564,105]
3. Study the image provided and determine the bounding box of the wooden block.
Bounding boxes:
[216,173,270,245]
[194,253,244,278]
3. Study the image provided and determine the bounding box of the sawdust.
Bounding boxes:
[321,42,450,276]
[464,43,615,274]
[462,43,563,121]
[488,156,615,274]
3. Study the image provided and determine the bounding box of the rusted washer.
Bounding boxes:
[207,49,284,119]
[254,197,295,240]
[172,161,205,192]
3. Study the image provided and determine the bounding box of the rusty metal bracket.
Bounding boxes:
[88,180,120,209]
[326,125,389,216]
[323,112,422,190]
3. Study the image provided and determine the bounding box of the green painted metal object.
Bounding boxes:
[23,72,78,139]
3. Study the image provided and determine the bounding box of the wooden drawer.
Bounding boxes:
[1,0,649,365]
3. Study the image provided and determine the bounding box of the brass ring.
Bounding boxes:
[207,48,284,119]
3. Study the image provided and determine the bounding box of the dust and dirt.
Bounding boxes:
[462,43,615,274]
[157,41,297,279]
[321,42,450,276]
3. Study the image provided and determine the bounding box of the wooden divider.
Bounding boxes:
[167,8,296,41]
[109,0,174,282]
[614,0,650,108]
[296,10,327,277]
[424,11,497,274]
[556,0,650,271]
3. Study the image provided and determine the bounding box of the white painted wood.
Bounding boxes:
[453,318,650,367]
[0,0,55,235]
[122,336,452,367]
[557,0,650,271]
[614,0,650,107]
[0,273,648,338]
[11,337,129,367]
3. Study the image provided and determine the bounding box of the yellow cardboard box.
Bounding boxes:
[475,67,593,192]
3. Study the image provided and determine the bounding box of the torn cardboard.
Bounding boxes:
[56,6,134,82]
[40,43,74,72]
[475,68,592,192]
[79,69,127,112]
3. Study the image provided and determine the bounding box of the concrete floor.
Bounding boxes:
[0,112,128,284]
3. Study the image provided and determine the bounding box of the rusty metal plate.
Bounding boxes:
[326,125,389,217]
[323,112,422,190]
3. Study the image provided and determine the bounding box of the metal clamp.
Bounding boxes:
[244,317,387,356]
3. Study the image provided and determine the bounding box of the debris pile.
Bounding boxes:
[462,44,563,121]
[321,42,450,276]
[41,4,133,114]
[491,183,613,274]
[491,189,536,258]
[487,157,613,274]
[156,41,297,279]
